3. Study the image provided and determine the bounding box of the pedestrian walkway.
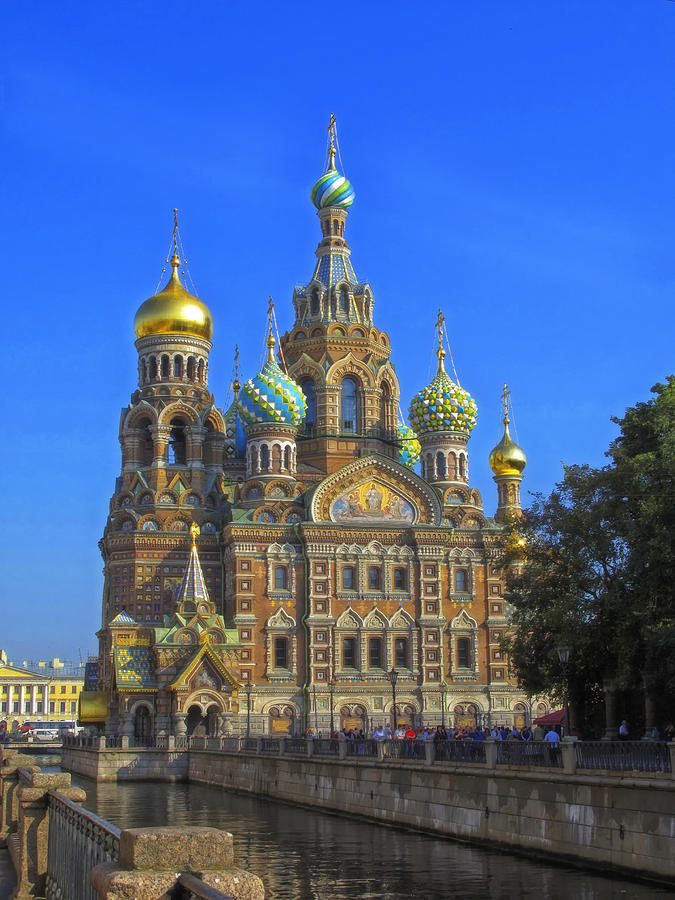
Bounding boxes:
[0,847,16,899]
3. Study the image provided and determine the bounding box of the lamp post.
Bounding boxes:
[440,679,447,729]
[557,640,570,737]
[312,682,318,735]
[329,677,335,737]
[245,682,252,739]
[387,668,398,732]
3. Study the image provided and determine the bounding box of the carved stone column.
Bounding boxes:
[186,425,207,469]
[151,424,172,466]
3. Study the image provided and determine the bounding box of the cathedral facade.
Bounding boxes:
[85,122,545,740]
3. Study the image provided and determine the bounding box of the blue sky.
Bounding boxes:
[1,1,674,661]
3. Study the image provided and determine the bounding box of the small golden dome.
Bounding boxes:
[489,418,527,476]
[134,253,213,341]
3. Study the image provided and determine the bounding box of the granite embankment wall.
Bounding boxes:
[62,745,188,781]
[188,750,675,884]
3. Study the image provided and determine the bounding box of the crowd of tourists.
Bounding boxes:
[318,723,564,743]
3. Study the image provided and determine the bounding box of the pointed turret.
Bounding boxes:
[490,384,527,522]
[175,523,215,615]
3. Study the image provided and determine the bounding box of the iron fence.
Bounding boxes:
[260,738,280,753]
[496,740,562,768]
[312,738,340,756]
[284,738,308,754]
[434,739,486,764]
[576,740,671,774]
[46,790,120,900]
[344,739,378,758]
[241,737,258,752]
[382,739,426,761]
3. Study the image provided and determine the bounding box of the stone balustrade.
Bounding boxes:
[0,746,264,899]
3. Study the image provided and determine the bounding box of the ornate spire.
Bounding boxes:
[266,296,276,362]
[436,309,447,374]
[327,112,337,171]
[489,384,527,477]
[311,115,355,210]
[176,524,212,612]
[232,344,241,396]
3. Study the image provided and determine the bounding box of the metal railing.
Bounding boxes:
[260,738,280,753]
[576,740,672,774]
[241,737,258,752]
[46,790,120,900]
[164,872,237,899]
[344,739,378,758]
[381,739,427,761]
[496,740,562,768]
[284,737,308,754]
[434,739,486,764]
[312,738,340,756]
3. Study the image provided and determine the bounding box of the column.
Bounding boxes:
[150,424,172,466]
[186,425,207,469]
[19,685,25,719]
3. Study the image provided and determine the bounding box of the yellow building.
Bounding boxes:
[0,650,85,730]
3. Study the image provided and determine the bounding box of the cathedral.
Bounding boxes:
[84,119,545,740]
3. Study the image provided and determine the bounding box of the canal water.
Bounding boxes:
[73,775,670,900]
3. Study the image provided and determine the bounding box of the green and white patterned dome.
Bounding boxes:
[238,334,306,427]
[409,368,477,436]
[397,423,421,467]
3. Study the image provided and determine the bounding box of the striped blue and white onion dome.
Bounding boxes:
[311,166,355,209]
[238,356,306,427]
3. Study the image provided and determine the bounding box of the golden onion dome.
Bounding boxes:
[134,253,213,341]
[489,417,527,476]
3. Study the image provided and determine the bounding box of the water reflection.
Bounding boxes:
[74,776,668,900]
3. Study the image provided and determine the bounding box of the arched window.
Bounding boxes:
[393,567,406,590]
[455,569,468,593]
[150,357,158,380]
[394,637,409,668]
[283,445,291,470]
[311,289,320,316]
[301,380,316,432]
[342,637,357,669]
[436,452,447,480]
[459,454,467,479]
[333,219,339,235]
[197,359,205,383]
[369,638,383,669]
[340,287,349,313]
[260,444,270,470]
[368,566,380,590]
[173,356,183,378]
[187,357,196,380]
[380,382,391,435]
[330,294,336,319]
[140,360,147,384]
[457,637,472,669]
[161,355,170,378]
[168,418,187,465]
[138,418,153,466]
[341,377,358,433]
[274,637,289,669]
[342,566,354,590]
[274,566,287,590]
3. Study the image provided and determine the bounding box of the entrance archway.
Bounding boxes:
[340,704,367,735]
[205,706,219,737]
[186,704,206,736]
[269,705,295,735]
[454,703,477,730]
[133,706,152,746]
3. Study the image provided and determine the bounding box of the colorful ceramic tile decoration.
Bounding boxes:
[237,355,306,426]
[396,423,421,467]
[409,369,478,435]
[114,646,155,687]
[311,166,355,209]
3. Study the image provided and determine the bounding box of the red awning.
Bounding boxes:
[533,708,565,725]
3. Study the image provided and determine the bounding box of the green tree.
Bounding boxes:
[503,377,675,736]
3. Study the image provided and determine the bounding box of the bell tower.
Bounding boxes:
[280,115,400,475]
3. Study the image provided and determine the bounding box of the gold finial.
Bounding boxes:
[435,309,446,373]
[232,344,241,395]
[266,296,276,361]
[190,521,199,546]
[501,382,511,425]
[328,113,337,170]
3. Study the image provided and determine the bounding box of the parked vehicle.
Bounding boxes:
[31,728,59,742]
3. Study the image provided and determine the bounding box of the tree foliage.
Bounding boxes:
[503,377,675,734]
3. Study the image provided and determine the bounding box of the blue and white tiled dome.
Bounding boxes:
[311,166,355,210]
[238,355,306,427]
